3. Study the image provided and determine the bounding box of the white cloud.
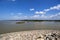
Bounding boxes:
[8,0,16,2]
[10,12,23,20]
[30,8,34,11]
[49,12,60,19]
[23,16,28,19]
[44,4,60,12]
[17,13,22,15]
[35,4,60,15]
[31,12,60,20]
[10,13,14,15]
[12,16,20,19]
[58,13,60,15]
[35,11,45,14]
[44,9,50,12]
[32,15,40,18]
[50,4,60,10]
[10,12,30,20]
[10,15,21,20]
[30,15,40,19]
[11,0,16,2]
[30,14,48,20]
[40,15,47,18]
[9,4,60,20]
[10,13,22,16]
[10,13,60,20]
[49,15,54,18]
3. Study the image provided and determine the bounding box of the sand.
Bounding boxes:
[0,30,60,40]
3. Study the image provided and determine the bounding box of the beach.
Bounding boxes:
[0,30,60,40]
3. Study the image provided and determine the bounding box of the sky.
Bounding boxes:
[0,0,60,20]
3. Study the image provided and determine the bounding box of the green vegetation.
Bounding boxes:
[16,20,60,24]
[21,20,60,22]
[4,20,60,22]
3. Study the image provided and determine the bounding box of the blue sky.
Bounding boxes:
[0,0,60,20]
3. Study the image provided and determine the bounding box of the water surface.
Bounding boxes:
[0,20,60,34]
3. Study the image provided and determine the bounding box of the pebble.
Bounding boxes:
[0,30,60,40]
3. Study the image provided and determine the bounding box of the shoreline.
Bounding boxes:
[0,29,60,34]
[0,30,60,40]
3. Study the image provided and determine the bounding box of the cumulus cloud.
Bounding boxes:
[33,4,60,20]
[10,12,30,20]
[11,0,16,2]
[10,4,60,20]
[17,13,22,15]
[12,16,20,19]
[40,15,47,18]
[35,4,60,15]
[31,12,60,20]
[35,11,45,14]
[44,4,60,12]
[10,12,60,20]
[30,15,40,19]
[50,4,60,10]
[49,12,60,18]
[10,13,22,19]
[32,15,40,18]
[30,14,48,20]
[10,13,22,16]
[30,8,34,11]
[43,8,50,12]
[8,0,16,2]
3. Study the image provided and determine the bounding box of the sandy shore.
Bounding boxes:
[0,30,60,40]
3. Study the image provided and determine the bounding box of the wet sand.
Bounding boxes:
[0,30,60,40]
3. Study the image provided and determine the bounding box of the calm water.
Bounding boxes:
[0,20,60,34]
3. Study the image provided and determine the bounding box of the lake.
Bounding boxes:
[0,20,60,34]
